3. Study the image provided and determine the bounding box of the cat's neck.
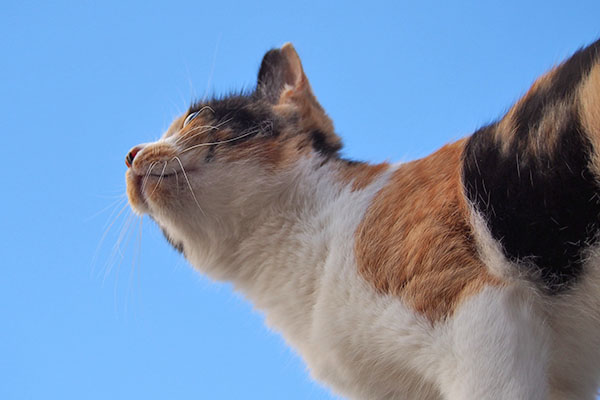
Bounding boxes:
[185,154,392,345]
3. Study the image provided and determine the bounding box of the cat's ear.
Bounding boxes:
[257,43,337,147]
[257,43,308,104]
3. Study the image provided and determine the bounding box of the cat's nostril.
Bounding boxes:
[125,146,141,168]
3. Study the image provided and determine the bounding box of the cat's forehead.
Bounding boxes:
[192,92,273,121]
[190,94,255,116]
[162,94,259,138]
[191,95,272,132]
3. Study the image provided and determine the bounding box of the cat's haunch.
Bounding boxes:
[126,41,600,399]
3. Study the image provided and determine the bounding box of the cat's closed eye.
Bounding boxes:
[183,106,214,128]
[182,111,199,128]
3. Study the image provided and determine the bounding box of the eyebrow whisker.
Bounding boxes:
[192,105,215,117]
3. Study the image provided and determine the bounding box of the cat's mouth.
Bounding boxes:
[143,160,194,180]
[146,166,196,180]
[149,172,177,179]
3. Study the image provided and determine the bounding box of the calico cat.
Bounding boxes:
[125,41,600,399]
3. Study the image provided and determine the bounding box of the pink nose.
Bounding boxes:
[125,146,141,168]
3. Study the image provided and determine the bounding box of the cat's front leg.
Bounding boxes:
[436,286,550,400]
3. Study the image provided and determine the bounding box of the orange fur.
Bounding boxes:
[494,61,596,162]
[579,64,600,175]
[355,140,503,321]
[126,142,178,211]
[221,133,311,169]
[337,162,390,192]
[126,169,145,209]
[132,142,177,167]
[496,69,560,156]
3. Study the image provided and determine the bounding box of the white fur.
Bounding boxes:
[545,248,600,399]
[136,145,600,399]
[472,205,600,399]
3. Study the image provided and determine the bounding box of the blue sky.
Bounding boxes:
[2,1,600,399]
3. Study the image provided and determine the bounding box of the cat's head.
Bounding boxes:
[125,44,341,256]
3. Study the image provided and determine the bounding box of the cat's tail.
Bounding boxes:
[462,38,600,292]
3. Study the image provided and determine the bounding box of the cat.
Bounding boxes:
[125,41,600,399]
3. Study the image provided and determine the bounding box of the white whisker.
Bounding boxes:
[103,210,136,282]
[141,161,157,193]
[184,62,196,103]
[93,192,129,200]
[173,168,180,194]
[85,196,127,223]
[110,211,138,315]
[176,125,218,144]
[100,199,130,233]
[180,128,260,154]
[125,215,144,316]
[203,35,221,102]
[173,156,205,216]
[176,116,232,146]
[91,200,132,276]
[148,162,168,198]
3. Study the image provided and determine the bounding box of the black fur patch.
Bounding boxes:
[189,95,277,147]
[463,119,600,292]
[310,129,341,157]
[341,158,365,166]
[463,39,600,292]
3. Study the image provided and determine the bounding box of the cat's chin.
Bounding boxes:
[126,169,169,216]
[127,166,190,216]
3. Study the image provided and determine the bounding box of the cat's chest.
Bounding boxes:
[295,252,444,400]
